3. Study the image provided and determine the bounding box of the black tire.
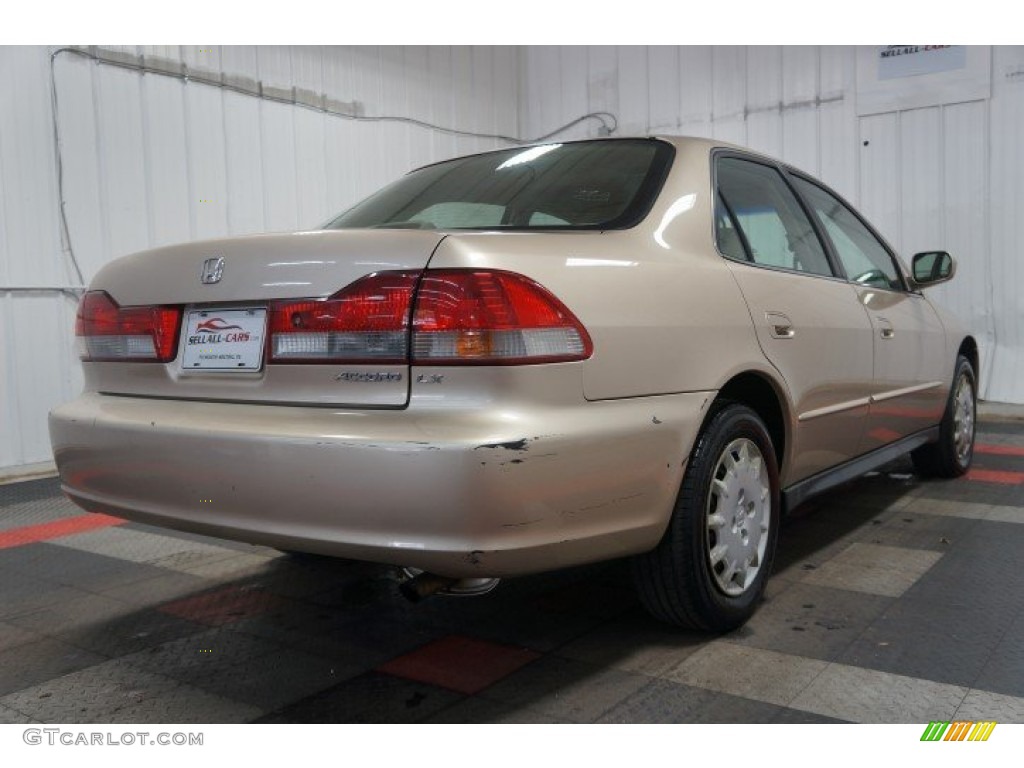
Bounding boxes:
[631,403,781,632]
[911,355,976,478]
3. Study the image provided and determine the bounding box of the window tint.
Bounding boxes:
[790,176,903,291]
[716,157,833,277]
[325,139,674,231]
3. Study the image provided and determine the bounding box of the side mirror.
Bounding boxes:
[911,251,956,288]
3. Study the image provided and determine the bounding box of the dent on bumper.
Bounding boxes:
[49,391,712,577]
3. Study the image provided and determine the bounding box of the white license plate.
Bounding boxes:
[181,308,267,371]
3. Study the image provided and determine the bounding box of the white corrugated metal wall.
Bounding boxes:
[521,45,1024,405]
[2,44,1023,477]
[0,45,520,477]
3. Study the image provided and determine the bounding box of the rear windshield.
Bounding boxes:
[324,139,674,231]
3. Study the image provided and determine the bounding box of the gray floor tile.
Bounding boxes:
[838,599,1012,689]
[0,637,108,697]
[849,510,978,550]
[56,610,208,658]
[119,521,277,555]
[599,677,784,723]
[903,497,993,521]
[230,609,436,668]
[9,544,180,593]
[481,655,651,722]
[174,646,360,711]
[170,552,281,581]
[0,703,35,723]
[0,620,39,653]
[772,706,850,723]
[801,543,942,597]
[728,582,892,661]
[6,590,138,635]
[426,697,572,723]
[899,522,1024,610]
[257,671,462,723]
[439,601,604,653]
[0,477,62,506]
[0,568,83,621]
[51,526,235,565]
[556,616,706,677]
[119,628,284,683]
[0,496,82,532]
[663,642,828,707]
[970,609,1024,699]
[789,663,968,723]
[956,688,1024,722]
[914,480,1023,508]
[98,571,216,607]
[146,548,244,574]
[977,423,1024,436]
[0,657,261,723]
[987,506,1024,524]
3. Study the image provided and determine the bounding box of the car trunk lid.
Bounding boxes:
[82,229,447,408]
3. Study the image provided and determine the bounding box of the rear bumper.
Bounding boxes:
[49,390,711,577]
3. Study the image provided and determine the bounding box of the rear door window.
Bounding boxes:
[716,156,835,278]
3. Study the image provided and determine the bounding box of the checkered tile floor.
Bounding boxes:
[2,418,1023,724]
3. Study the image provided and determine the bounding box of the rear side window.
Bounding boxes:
[716,156,834,278]
[326,139,674,231]
[790,175,904,291]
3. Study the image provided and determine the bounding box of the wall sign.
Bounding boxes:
[856,45,991,115]
[878,46,966,80]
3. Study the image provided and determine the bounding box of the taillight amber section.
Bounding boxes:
[76,291,182,363]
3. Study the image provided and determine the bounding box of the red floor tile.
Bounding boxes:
[377,634,540,695]
[966,468,1024,485]
[158,585,285,626]
[0,513,124,550]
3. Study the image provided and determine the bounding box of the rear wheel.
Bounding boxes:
[912,355,976,478]
[632,403,780,631]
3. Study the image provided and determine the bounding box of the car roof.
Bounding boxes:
[405,134,741,174]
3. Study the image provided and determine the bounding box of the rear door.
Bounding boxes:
[715,154,875,484]
[788,174,948,448]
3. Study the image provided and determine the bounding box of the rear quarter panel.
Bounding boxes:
[429,140,770,403]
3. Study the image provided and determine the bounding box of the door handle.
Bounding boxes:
[765,311,795,339]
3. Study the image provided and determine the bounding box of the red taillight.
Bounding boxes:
[78,270,592,368]
[411,270,593,364]
[267,272,420,363]
[76,291,181,363]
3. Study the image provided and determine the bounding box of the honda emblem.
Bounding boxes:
[200,256,225,284]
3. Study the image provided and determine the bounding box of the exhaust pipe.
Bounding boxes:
[400,571,459,602]
[399,567,501,601]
